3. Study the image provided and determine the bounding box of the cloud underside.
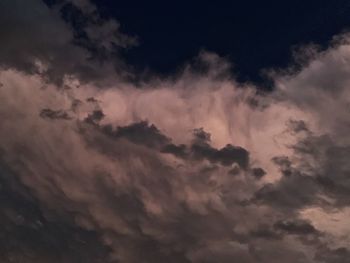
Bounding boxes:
[1,0,350,262]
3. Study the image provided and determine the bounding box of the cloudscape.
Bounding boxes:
[1,1,350,262]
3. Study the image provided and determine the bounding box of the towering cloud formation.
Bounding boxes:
[0,0,350,262]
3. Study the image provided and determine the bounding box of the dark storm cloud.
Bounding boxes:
[161,143,188,158]
[0,76,281,262]
[161,128,250,169]
[253,109,350,212]
[315,247,350,263]
[0,0,72,73]
[98,121,251,170]
[85,109,105,124]
[249,225,282,240]
[253,174,320,212]
[0,161,112,263]
[0,0,134,85]
[273,219,318,235]
[40,108,72,120]
[251,168,266,179]
[102,121,171,149]
[254,151,318,211]
[189,128,250,169]
[57,0,137,55]
[292,134,350,207]
[265,119,350,209]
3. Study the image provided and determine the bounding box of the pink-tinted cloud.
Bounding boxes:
[0,1,350,262]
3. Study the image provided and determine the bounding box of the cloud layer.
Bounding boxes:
[1,1,350,262]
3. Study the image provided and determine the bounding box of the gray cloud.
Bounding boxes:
[40,108,72,120]
[0,0,135,85]
[102,121,171,149]
[0,161,113,263]
[273,219,319,236]
[315,247,350,263]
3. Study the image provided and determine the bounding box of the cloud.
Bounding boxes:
[273,219,319,236]
[0,157,113,263]
[0,0,135,85]
[0,66,301,263]
[315,247,350,263]
[40,108,73,120]
[0,1,350,262]
[102,121,171,149]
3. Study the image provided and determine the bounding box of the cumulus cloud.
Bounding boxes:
[1,1,350,262]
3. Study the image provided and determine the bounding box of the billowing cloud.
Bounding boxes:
[0,1,350,262]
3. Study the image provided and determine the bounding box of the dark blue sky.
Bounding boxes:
[88,0,350,85]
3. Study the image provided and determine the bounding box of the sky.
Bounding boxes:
[1,1,350,262]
